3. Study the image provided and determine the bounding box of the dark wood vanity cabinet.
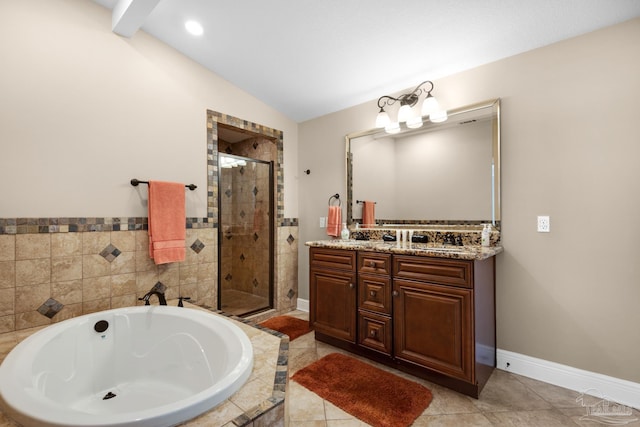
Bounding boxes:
[309,247,496,398]
[309,248,357,343]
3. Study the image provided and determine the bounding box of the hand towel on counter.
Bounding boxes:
[148,181,186,264]
[362,201,376,227]
[327,205,341,237]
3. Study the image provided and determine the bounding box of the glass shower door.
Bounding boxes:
[218,154,273,316]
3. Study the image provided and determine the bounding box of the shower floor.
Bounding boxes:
[221,289,270,317]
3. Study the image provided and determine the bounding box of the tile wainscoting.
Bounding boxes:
[0,223,298,333]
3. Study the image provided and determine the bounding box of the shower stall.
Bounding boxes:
[218,153,274,316]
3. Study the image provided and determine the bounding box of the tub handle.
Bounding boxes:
[178,296,191,307]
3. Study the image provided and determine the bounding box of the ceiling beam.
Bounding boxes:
[112,0,161,38]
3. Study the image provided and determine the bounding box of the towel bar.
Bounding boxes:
[356,200,376,204]
[130,179,197,191]
[328,193,341,206]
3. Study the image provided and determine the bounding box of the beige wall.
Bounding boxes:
[299,18,640,383]
[0,1,300,330]
[0,0,299,219]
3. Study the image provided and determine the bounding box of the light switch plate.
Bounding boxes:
[319,217,326,228]
[537,216,550,232]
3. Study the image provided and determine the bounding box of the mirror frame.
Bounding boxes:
[345,98,501,229]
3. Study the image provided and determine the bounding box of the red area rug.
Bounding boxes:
[259,315,312,341]
[292,353,433,427]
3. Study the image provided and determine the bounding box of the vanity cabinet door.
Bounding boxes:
[310,269,357,343]
[393,278,474,382]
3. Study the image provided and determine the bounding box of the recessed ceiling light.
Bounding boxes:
[185,20,203,36]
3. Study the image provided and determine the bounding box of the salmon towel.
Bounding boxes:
[148,181,186,264]
[362,201,376,227]
[327,205,341,237]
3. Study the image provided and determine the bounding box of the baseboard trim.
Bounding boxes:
[497,349,640,409]
[296,298,309,312]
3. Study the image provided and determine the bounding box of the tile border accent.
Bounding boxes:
[207,110,287,227]
[198,305,288,426]
[0,217,298,235]
[0,217,211,234]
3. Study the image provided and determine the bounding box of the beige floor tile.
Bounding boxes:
[326,419,370,426]
[323,400,359,422]
[288,381,327,422]
[483,408,580,426]
[512,373,586,408]
[288,346,320,377]
[421,383,480,415]
[290,421,327,427]
[559,405,640,426]
[412,412,494,427]
[472,369,553,412]
[290,330,317,349]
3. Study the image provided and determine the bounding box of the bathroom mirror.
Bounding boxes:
[346,98,500,229]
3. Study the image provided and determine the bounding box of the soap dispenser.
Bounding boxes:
[341,223,350,240]
[481,224,491,247]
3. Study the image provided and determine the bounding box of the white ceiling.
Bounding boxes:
[92,0,640,122]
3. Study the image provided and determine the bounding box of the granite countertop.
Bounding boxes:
[305,239,503,260]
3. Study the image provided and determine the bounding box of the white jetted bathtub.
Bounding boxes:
[0,305,253,427]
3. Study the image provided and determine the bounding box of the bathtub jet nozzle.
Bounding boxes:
[103,391,117,400]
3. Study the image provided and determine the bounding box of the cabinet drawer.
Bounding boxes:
[358,274,391,315]
[393,256,473,288]
[310,247,356,272]
[358,311,393,356]
[358,252,391,275]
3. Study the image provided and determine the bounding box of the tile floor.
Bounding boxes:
[285,311,640,427]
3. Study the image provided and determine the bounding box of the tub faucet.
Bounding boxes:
[139,282,167,306]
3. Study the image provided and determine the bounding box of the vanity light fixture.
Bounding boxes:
[375,80,448,133]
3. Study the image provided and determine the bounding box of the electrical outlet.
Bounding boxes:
[537,216,550,232]
[319,217,326,228]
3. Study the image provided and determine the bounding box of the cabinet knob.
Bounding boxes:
[366,261,375,267]
[392,290,399,297]
[370,330,377,337]
[370,290,376,297]
[349,283,355,289]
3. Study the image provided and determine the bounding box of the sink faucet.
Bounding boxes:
[139,282,167,306]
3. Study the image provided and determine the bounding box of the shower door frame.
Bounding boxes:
[217,153,275,316]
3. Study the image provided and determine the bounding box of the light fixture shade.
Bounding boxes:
[429,109,448,123]
[385,122,401,134]
[406,116,423,129]
[375,110,390,128]
[421,95,440,116]
[397,104,415,123]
